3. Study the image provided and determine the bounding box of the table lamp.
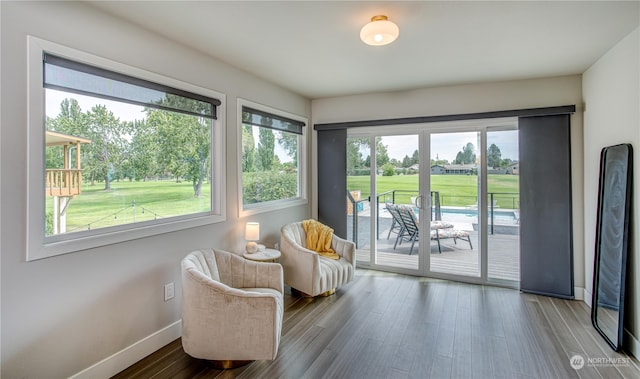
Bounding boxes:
[245,222,260,253]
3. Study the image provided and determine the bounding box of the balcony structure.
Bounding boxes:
[45,130,91,234]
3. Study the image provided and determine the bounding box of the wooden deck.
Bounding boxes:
[350,215,520,282]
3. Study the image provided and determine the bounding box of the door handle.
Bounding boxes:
[415,195,423,209]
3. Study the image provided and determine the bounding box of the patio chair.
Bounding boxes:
[430,228,473,254]
[385,203,405,240]
[395,205,420,254]
[394,205,473,254]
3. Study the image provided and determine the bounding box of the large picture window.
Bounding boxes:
[28,37,225,260]
[239,100,307,214]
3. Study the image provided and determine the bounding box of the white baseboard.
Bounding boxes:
[581,289,638,359]
[624,328,640,359]
[574,286,585,301]
[583,288,592,308]
[70,320,182,379]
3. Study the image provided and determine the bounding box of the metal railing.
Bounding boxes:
[346,190,368,248]
[347,189,519,244]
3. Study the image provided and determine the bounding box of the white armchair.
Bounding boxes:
[181,248,283,367]
[280,222,355,297]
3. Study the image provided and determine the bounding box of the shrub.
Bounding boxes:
[347,168,371,176]
[382,163,396,176]
[45,211,53,235]
[243,171,298,203]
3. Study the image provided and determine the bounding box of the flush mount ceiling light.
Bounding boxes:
[360,15,399,46]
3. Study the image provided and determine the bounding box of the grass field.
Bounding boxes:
[46,180,210,234]
[47,173,518,235]
[347,174,519,208]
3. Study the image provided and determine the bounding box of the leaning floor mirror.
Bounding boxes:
[592,143,633,351]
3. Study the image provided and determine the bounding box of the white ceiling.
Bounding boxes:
[88,1,639,99]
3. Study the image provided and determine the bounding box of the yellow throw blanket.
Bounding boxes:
[302,219,340,260]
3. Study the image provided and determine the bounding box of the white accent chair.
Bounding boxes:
[280,222,356,297]
[181,249,284,366]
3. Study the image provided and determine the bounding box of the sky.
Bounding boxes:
[46,89,145,120]
[46,89,294,163]
[382,131,519,163]
[47,89,518,164]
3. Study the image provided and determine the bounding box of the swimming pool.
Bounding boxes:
[432,207,518,224]
[374,204,519,225]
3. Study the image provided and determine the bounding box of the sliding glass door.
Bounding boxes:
[429,131,481,278]
[347,136,371,266]
[346,119,520,287]
[486,128,520,286]
[374,135,420,270]
[347,134,421,271]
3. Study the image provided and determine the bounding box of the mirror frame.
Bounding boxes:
[591,143,633,351]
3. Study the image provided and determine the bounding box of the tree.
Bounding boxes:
[86,105,128,190]
[127,119,158,180]
[381,163,395,176]
[241,124,256,173]
[501,158,514,167]
[147,107,210,196]
[346,137,371,174]
[255,120,276,171]
[146,95,213,197]
[487,143,502,168]
[277,132,298,167]
[46,99,129,190]
[411,149,419,165]
[402,155,412,168]
[454,142,476,164]
[46,99,88,170]
[347,139,364,174]
[345,137,390,169]
[57,104,126,190]
[375,137,390,168]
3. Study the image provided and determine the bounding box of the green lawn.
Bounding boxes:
[347,174,519,208]
[47,180,210,234]
[48,173,519,235]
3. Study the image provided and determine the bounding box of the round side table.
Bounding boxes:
[243,248,281,263]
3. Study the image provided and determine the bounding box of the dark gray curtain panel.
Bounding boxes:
[519,114,574,299]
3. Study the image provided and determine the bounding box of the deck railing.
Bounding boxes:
[46,169,83,196]
[347,189,519,245]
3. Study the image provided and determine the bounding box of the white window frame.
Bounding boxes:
[237,98,307,217]
[27,36,226,261]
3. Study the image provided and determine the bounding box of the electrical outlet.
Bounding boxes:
[164,282,175,301]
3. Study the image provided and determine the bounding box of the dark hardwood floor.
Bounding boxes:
[113,270,640,378]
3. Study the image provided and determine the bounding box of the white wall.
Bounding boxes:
[583,27,640,355]
[0,2,310,377]
[312,75,585,295]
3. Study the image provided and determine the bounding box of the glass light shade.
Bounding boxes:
[360,15,399,46]
[245,222,260,241]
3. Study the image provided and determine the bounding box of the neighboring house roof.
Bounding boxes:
[444,164,475,170]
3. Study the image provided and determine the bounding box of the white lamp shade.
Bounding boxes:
[245,222,260,241]
[360,15,399,46]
